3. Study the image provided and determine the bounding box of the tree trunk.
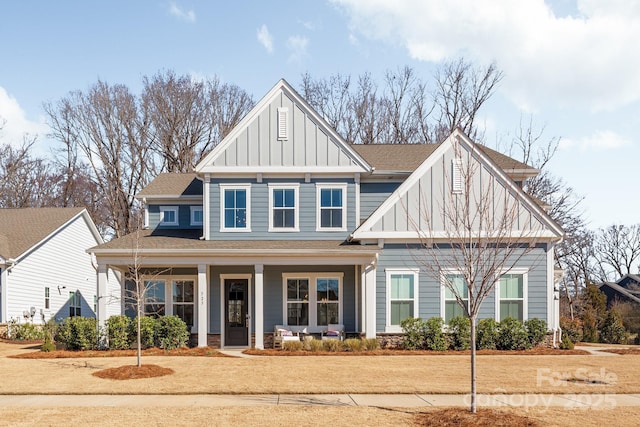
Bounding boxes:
[137,304,142,368]
[470,315,477,413]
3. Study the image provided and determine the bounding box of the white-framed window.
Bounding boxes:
[69,291,81,317]
[441,272,469,323]
[143,279,166,317]
[282,273,343,331]
[190,206,203,226]
[44,287,50,310]
[220,184,251,232]
[172,279,195,330]
[495,269,528,322]
[385,268,419,332]
[269,183,299,232]
[141,276,197,332]
[316,183,347,231]
[159,206,179,226]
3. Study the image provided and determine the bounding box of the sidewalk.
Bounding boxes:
[0,393,638,408]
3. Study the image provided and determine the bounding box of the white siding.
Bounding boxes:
[5,214,121,324]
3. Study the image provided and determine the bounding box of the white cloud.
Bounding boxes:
[286,35,309,64]
[559,130,631,151]
[331,0,640,112]
[257,24,274,53]
[168,2,196,23]
[0,87,48,148]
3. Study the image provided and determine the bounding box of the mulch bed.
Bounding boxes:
[413,408,540,426]
[10,346,226,359]
[92,364,174,380]
[245,347,589,356]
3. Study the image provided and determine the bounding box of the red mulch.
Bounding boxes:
[92,364,174,380]
[413,408,541,426]
[9,346,227,359]
[244,347,589,356]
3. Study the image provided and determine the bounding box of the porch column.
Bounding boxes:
[0,266,8,323]
[97,264,108,347]
[254,264,264,349]
[197,264,208,347]
[364,263,377,339]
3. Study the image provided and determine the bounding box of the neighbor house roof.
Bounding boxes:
[0,207,86,259]
[599,281,640,305]
[137,173,202,199]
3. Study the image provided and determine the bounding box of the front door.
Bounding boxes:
[224,279,249,346]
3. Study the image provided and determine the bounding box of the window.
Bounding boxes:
[44,287,50,310]
[277,107,288,140]
[283,273,342,330]
[316,184,347,231]
[144,280,166,317]
[442,273,469,323]
[69,291,81,317]
[159,206,179,226]
[173,280,195,330]
[190,206,203,226]
[286,278,309,326]
[220,184,251,231]
[386,269,418,331]
[269,184,299,231]
[496,271,527,321]
[452,158,463,194]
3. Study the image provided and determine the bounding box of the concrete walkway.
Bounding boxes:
[0,393,637,408]
[574,345,621,356]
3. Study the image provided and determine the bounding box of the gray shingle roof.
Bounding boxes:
[0,208,85,259]
[137,173,202,198]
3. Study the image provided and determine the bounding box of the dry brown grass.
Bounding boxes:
[601,348,640,355]
[11,346,225,359]
[92,364,174,380]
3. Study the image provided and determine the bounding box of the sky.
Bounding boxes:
[0,0,638,229]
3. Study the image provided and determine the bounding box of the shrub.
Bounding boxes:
[343,338,363,352]
[282,340,302,351]
[476,318,499,350]
[424,317,448,351]
[581,309,598,343]
[401,317,426,350]
[11,322,44,341]
[322,339,343,352]
[447,316,471,350]
[362,338,379,351]
[55,317,99,350]
[41,340,56,352]
[497,317,530,350]
[307,339,324,352]
[525,318,548,347]
[559,333,574,350]
[559,316,583,343]
[599,310,627,344]
[156,316,189,350]
[107,315,131,350]
[128,316,157,349]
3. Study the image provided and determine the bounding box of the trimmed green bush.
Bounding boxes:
[128,316,157,349]
[424,317,448,351]
[559,333,574,350]
[11,322,45,340]
[477,318,499,350]
[400,317,426,350]
[497,317,530,350]
[155,316,189,349]
[447,316,471,350]
[55,317,99,350]
[599,310,627,344]
[559,316,583,343]
[107,315,131,350]
[525,318,548,347]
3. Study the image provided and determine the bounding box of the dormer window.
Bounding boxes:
[160,206,179,226]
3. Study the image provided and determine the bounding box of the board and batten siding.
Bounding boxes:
[375,245,549,332]
[208,178,356,240]
[147,204,202,230]
[6,215,120,324]
[359,182,400,222]
[212,92,359,169]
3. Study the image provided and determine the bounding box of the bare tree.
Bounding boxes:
[594,224,640,281]
[411,135,549,413]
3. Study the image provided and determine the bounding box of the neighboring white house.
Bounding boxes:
[0,208,120,325]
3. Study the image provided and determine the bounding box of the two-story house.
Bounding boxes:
[90,79,563,349]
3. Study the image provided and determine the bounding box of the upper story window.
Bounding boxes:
[269,184,299,232]
[159,206,179,226]
[69,291,81,317]
[386,269,419,332]
[442,272,469,323]
[190,206,203,226]
[496,271,528,322]
[316,183,347,231]
[220,184,251,232]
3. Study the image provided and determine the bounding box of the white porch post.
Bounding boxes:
[97,264,108,346]
[0,266,8,323]
[254,264,264,349]
[197,264,208,347]
[364,263,377,339]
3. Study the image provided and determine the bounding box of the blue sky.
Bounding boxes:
[0,0,638,229]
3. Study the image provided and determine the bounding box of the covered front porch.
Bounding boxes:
[91,232,380,348]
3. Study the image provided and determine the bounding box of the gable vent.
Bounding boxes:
[452,158,463,193]
[277,107,289,140]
